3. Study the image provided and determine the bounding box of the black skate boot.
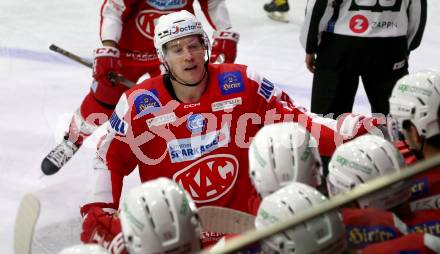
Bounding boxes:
[264,0,290,22]
[41,138,79,175]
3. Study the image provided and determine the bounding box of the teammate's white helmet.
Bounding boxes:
[255,182,346,254]
[119,177,201,254]
[327,135,410,210]
[154,10,210,63]
[389,70,440,139]
[249,122,322,197]
[59,244,108,254]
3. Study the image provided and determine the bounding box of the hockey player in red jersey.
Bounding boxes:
[41,0,240,175]
[80,10,383,246]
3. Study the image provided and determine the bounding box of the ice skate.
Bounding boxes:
[41,139,79,175]
[264,0,290,23]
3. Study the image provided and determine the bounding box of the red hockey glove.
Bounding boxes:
[80,203,121,249]
[210,29,239,63]
[93,46,121,87]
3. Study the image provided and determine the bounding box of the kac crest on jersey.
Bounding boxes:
[173,154,239,203]
[136,10,173,39]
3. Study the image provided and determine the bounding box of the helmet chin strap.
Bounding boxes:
[411,137,426,160]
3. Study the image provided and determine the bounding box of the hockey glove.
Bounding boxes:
[93,46,121,87]
[210,29,239,63]
[80,203,121,248]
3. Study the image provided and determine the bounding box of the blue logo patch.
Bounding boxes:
[411,177,429,198]
[147,0,187,10]
[258,78,275,102]
[186,114,205,133]
[109,112,128,135]
[218,71,244,96]
[134,89,160,117]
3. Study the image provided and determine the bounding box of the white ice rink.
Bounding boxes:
[1,0,439,252]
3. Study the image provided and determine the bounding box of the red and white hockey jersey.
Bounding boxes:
[99,0,232,68]
[98,63,379,213]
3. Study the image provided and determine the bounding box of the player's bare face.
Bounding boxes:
[165,35,206,84]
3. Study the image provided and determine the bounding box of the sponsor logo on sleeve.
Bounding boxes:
[186,114,205,133]
[173,154,239,203]
[147,0,188,10]
[146,112,177,128]
[109,111,128,135]
[258,78,275,102]
[134,89,161,117]
[167,124,230,163]
[211,97,242,112]
[218,71,245,96]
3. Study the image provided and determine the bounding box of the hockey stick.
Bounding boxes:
[14,193,40,254]
[202,154,440,254]
[198,206,255,234]
[49,44,135,88]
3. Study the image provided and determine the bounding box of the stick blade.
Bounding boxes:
[198,206,255,234]
[14,193,40,254]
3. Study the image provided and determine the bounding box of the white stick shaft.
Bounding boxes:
[14,193,40,254]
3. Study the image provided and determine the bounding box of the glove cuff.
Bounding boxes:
[213,28,240,43]
[94,46,120,58]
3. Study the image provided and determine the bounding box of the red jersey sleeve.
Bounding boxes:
[97,93,139,206]
[244,66,382,157]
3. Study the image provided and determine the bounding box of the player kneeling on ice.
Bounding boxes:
[255,182,347,254]
[82,9,384,246]
[80,178,202,254]
[248,122,324,198]
[327,134,416,250]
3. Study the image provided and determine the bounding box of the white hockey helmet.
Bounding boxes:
[255,182,346,254]
[58,244,109,254]
[327,134,410,210]
[389,70,440,139]
[154,10,210,63]
[249,122,322,198]
[119,177,202,254]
